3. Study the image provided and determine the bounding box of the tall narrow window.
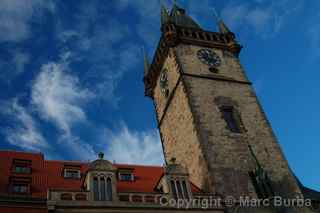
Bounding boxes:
[176,181,184,199]
[221,106,241,133]
[106,177,112,201]
[100,177,106,201]
[170,180,178,199]
[182,180,189,199]
[93,177,99,201]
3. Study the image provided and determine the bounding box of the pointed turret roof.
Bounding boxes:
[143,47,150,76]
[218,19,232,34]
[161,1,201,29]
[160,4,170,26]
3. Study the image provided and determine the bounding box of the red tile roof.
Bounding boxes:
[0,150,201,199]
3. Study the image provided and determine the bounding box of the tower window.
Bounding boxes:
[93,177,99,201]
[170,180,178,199]
[93,175,113,201]
[221,106,241,133]
[106,177,112,201]
[170,179,190,200]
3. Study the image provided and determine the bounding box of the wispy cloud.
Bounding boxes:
[221,0,303,38]
[1,99,48,151]
[0,0,54,43]
[58,134,96,161]
[31,56,97,160]
[55,3,142,107]
[31,59,94,134]
[104,124,164,165]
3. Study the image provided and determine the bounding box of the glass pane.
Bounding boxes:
[222,108,240,133]
[15,166,30,174]
[93,177,99,201]
[182,181,189,199]
[120,173,132,181]
[106,178,112,201]
[100,177,106,201]
[176,181,184,199]
[170,180,178,199]
[13,184,28,193]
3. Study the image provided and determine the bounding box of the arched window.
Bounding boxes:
[176,181,183,199]
[170,180,177,199]
[106,177,112,201]
[93,175,113,201]
[100,177,106,201]
[170,179,190,199]
[93,177,99,201]
[182,180,189,199]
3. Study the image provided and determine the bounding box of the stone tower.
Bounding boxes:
[143,2,301,199]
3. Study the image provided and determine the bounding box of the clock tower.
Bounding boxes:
[143,2,302,199]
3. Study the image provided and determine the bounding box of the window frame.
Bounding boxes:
[12,159,32,174]
[93,175,113,201]
[220,106,242,133]
[118,169,134,182]
[64,168,81,179]
[170,179,190,200]
[9,177,31,195]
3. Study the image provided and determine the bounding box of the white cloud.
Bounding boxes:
[0,0,54,43]
[31,57,97,161]
[104,124,164,165]
[1,99,48,151]
[221,0,303,38]
[31,60,94,134]
[59,133,96,161]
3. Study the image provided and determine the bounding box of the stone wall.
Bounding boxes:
[174,44,301,198]
[153,51,211,191]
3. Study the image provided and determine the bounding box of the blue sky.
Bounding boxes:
[0,0,318,191]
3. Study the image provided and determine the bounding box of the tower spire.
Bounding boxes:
[160,2,170,26]
[212,8,233,35]
[142,47,150,77]
[218,19,233,35]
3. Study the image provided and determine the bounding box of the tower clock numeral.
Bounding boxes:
[160,69,169,97]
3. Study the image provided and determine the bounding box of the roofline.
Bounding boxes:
[1,150,164,168]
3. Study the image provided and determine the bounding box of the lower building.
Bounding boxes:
[0,150,319,213]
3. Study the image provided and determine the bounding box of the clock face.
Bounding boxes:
[197,49,221,67]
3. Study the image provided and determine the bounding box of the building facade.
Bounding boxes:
[0,2,319,213]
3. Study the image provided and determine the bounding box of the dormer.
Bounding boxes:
[84,152,118,202]
[157,158,192,200]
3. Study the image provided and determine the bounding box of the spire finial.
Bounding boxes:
[161,1,170,26]
[98,152,104,160]
[211,8,233,35]
[142,46,150,76]
[170,157,176,164]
